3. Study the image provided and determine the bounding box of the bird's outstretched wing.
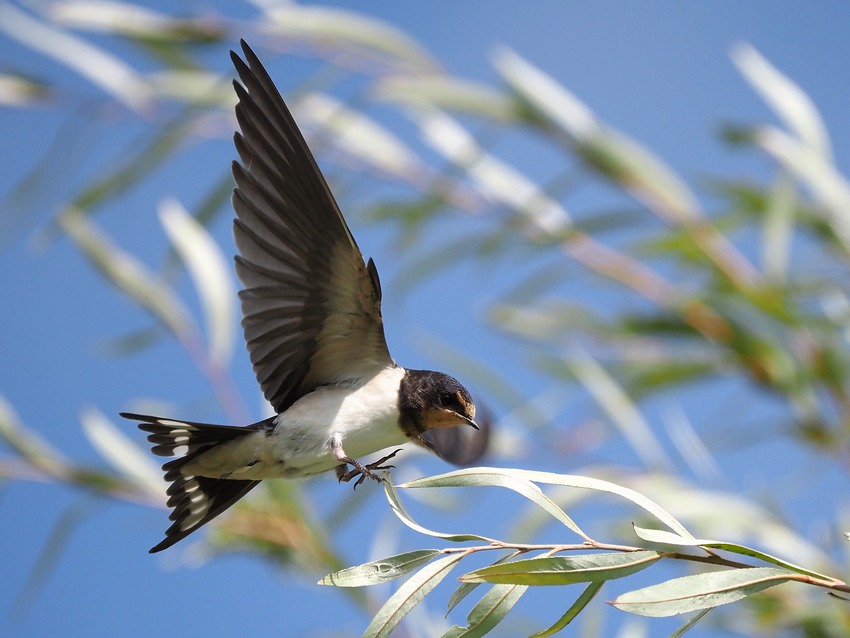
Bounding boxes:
[231,40,394,413]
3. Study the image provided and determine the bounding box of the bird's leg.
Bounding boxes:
[336,459,375,488]
[336,449,403,488]
[331,436,402,488]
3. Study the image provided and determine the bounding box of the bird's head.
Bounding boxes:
[398,369,478,435]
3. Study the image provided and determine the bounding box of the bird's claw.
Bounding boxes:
[337,449,403,489]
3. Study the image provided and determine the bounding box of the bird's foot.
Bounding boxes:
[336,449,403,489]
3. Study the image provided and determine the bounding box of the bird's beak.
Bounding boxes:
[461,415,479,430]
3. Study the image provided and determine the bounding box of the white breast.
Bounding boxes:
[267,365,408,477]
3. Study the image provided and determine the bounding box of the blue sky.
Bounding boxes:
[2,2,850,636]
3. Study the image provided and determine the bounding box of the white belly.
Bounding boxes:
[188,366,408,480]
[274,366,408,476]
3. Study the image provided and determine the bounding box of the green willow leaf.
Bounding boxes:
[10,499,100,620]
[78,407,162,496]
[262,5,439,72]
[611,567,794,617]
[668,608,712,638]
[300,92,426,183]
[398,469,586,539]
[0,3,154,112]
[441,584,528,638]
[492,47,700,223]
[529,580,604,637]
[0,394,72,478]
[319,550,441,587]
[374,75,517,122]
[362,554,464,638]
[383,480,494,543]
[57,209,193,341]
[0,72,50,106]
[732,42,830,161]
[632,525,833,580]
[461,551,661,586]
[159,198,236,367]
[446,551,523,616]
[402,467,693,540]
[413,109,573,239]
[568,347,673,472]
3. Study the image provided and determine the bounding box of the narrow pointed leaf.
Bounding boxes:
[398,468,586,539]
[57,209,193,340]
[383,480,494,543]
[79,406,162,497]
[0,395,69,474]
[578,128,704,224]
[492,46,598,141]
[446,581,482,619]
[446,551,523,616]
[416,109,572,238]
[148,70,232,106]
[159,198,236,367]
[632,525,833,580]
[668,608,712,638]
[761,174,795,282]
[73,112,194,213]
[756,126,850,252]
[362,554,464,638]
[442,584,527,638]
[49,1,221,43]
[0,3,153,113]
[11,499,99,619]
[732,42,830,160]
[0,73,50,106]
[374,76,516,122]
[630,526,696,546]
[319,550,441,587]
[611,567,794,617]
[529,580,603,637]
[263,5,438,72]
[461,551,660,585]
[297,93,426,183]
[402,467,692,540]
[568,347,672,472]
[493,48,700,224]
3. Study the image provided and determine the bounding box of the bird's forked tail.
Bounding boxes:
[122,412,269,553]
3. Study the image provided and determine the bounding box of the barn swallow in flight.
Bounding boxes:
[122,41,487,553]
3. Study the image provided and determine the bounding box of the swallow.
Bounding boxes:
[122,40,487,553]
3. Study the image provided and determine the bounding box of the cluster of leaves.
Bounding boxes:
[321,469,850,637]
[3,1,850,636]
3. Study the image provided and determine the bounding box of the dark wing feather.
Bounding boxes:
[231,41,393,413]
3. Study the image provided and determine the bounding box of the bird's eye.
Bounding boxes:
[440,392,461,411]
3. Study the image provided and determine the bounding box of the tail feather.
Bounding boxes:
[152,477,259,553]
[121,412,272,553]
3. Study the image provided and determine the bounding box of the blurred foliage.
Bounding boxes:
[2,2,850,636]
